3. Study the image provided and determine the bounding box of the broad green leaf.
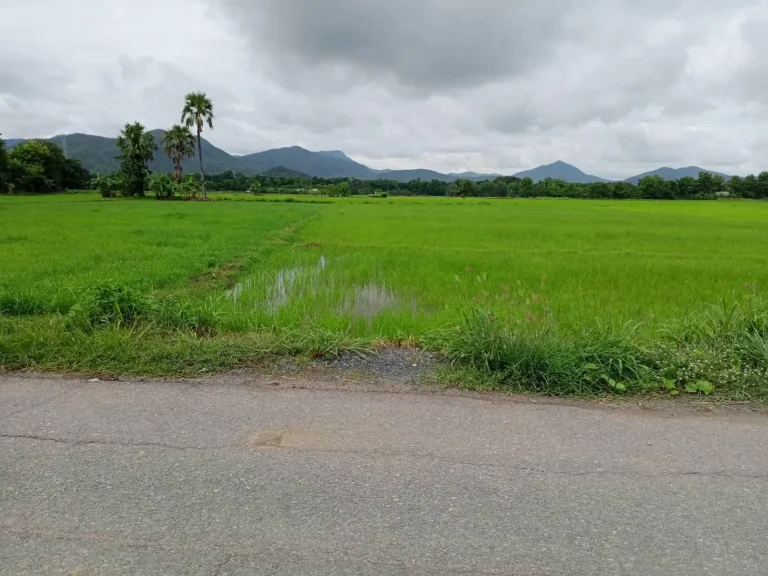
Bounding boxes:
[697,381,714,396]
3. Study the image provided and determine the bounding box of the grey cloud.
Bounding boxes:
[0,54,76,102]
[219,0,581,90]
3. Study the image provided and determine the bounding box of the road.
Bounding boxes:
[1,373,767,575]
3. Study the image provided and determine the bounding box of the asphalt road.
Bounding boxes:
[1,373,767,575]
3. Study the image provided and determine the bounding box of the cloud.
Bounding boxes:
[2,0,768,178]
[220,0,584,91]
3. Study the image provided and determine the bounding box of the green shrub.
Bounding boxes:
[69,284,151,330]
[426,309,654,396]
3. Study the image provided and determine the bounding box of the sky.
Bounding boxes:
[1,0,768,179]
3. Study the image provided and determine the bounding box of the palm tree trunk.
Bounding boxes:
[196,126,206,200]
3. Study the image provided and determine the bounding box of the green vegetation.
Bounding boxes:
[161,125,197,184]
[116,122,157,197]
[0,136,90,194]
[198,169,768,200]
[1,194,767,402]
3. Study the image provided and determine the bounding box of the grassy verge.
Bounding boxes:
[426,301,768,402]
[2,285,766,403]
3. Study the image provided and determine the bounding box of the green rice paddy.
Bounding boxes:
[2,194,767,400]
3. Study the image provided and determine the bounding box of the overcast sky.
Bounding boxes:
[2,0,767,179]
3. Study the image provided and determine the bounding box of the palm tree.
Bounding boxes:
[162,125,196,183]
[116,122,156,165]
[181,92,214,200]
[115,122,157,197]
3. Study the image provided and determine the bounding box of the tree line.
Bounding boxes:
[203,169,768,200]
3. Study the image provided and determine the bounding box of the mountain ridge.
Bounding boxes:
[4,132,734,184]
[513,160,609,184]
[623,166,732,185]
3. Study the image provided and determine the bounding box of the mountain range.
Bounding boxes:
[5,131,732,184]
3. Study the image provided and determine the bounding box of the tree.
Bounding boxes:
[727,175,745,198]
[5,140,88,193]
[638,175,667,199]
[757,172,768,200]
[181,92,214,200]
[696,172,717,197]
[743,174,759,199]
[162,125,196,183]
[677,176,697,199]
[248,179,263,195]
[116,122,156,197]
[0,134,7,192]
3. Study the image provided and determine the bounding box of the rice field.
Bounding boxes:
[2,194,767,399]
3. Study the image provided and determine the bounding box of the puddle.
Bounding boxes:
[267,255,328,313]
[227,278,252,304]
[228,255,417,320]
[344,283,400,320]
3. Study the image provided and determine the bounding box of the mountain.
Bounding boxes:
[9,131,241,174]
[261,166,311,178]
[236,146,375,179]
[378,169,456,182]
[4,138,25,149]
[623,166,732,185]
[513,161,609,184]
[318,150,353,161]
[451,171,502,181]
[376,169,499,182]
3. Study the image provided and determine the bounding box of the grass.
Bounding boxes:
[1,193,767,401]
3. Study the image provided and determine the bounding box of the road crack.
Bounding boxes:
[0,433,215,451]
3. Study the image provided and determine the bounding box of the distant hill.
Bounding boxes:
[4,138,25,149]
[236,146,375,179]
[377,169,499,182]
[378,169,456,182]
[261,166,310,178]
[15,131,242,175]
[9,133,370,177]
[513,161,609,184]
[451,171,502,181]
[623,166,732,185]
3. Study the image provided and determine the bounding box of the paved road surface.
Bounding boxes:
[1,373,767,575]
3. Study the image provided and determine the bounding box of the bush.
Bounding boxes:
[91,175,120,198]
[426,309,654,396]
[69,284,151,331]
[176,176,202,200]
[148,173,174,200]
[427,301,768,400]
